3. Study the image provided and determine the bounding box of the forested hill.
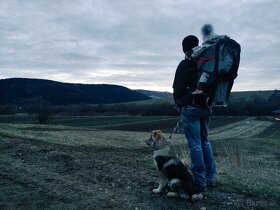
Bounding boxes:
[0,78,150,106]
[135,89,172,98]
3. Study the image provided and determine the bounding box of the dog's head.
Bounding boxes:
[145,130,169,150]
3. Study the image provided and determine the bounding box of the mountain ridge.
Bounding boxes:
[0,78,150,106]
[135,89,172,99]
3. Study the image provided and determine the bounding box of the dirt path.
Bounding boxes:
[1,136,278,210]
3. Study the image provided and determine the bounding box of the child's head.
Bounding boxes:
[201,24,216,41]
[201,24,214,36]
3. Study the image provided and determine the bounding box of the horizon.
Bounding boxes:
[1,77,278,93]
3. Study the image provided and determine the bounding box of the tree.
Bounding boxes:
[37,106,50,124]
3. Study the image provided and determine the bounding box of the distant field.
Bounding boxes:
[229,90,274,102]
[123,90,275,105]
[0,115,177,128]
[0,115,279,210]
[0,115,245,132]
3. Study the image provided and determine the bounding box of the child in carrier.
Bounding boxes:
[190,24,220,95]
[187,24,240,107]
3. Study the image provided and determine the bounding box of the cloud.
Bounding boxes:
[0,0,279,92]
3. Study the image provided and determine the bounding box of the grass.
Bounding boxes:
[122,90,275,105]
[209,116,245,129]
[119,90,275,106]
[257,122,280,139]
[229,90,274,102]
[0,115,37,124]
[167,131,280,200]
[0,115,279,206]
[213,137,280,199]
[0,115,177,127]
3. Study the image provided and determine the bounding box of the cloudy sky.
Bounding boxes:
[0,0,279,92]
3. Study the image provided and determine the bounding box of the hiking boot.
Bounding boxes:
[207,180,216,188]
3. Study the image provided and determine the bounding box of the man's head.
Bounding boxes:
[182,35,199,53]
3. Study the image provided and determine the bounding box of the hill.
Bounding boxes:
[0,78,150,106]
[229,90,274,102]
[135,89,172,99]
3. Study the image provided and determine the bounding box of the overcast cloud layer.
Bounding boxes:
[0,0,279,91]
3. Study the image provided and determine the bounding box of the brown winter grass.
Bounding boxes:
[0,116,279,202]
[164,132,280,200]
[213,137,280,199]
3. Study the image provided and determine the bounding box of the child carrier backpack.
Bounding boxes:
[197,35,241,107]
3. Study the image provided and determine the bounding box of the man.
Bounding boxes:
[172,35,216,195]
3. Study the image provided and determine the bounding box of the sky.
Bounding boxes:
[0,0,279,92]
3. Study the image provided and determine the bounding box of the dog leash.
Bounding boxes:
[169,119,182,140]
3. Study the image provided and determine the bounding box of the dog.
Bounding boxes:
[145,130,197,203]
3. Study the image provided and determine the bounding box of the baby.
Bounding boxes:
[191,24,219,95]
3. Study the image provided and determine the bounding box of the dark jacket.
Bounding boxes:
[172,58,206,108]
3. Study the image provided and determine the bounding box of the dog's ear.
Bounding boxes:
[152,130,162,141]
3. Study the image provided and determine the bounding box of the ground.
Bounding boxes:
[0,116,279,210]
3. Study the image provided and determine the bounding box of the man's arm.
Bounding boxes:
[172,60,199,109]
[172,61,185,97]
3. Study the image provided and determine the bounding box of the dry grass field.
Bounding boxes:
[0,115,279,210]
